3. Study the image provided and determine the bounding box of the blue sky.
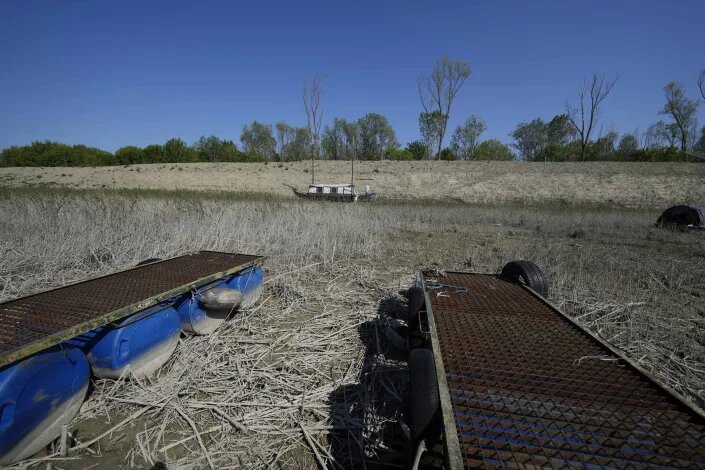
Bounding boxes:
[1,0,703,152]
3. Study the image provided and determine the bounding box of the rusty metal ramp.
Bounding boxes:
[0,251,263,367]
[422,271,705,469]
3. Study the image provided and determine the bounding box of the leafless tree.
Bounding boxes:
[660,81,699,159]
[566,73,618,161]
[275,122,293,163]
[418,57,471,159]
[698,70,705,100]
[302,76,323,184]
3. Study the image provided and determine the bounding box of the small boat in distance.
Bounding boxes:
[288,183,377,202]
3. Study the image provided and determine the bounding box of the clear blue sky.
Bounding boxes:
[1,0,703,152]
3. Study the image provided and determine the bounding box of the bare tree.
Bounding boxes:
[566,73,618,161]
[418,57,471,159]
[302,76,323,184]
[698,70,705,100]
[275,122,293,163]
[660,81,699,159]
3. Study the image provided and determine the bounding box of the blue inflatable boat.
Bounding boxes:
[177,267,264,335]
[0,347,90,465]
[68,303,181,379]
[226,266,264,308]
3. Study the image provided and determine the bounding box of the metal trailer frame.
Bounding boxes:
[419,270,705,470]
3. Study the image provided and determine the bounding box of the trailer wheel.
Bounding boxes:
[406,286,425,333]
[409,348,441,441]
[500,260,548,297]
[136,258,162,267]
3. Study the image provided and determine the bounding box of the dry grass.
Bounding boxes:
[1,187,703,468]
[1,160,704,208]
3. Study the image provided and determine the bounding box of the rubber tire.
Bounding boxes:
[407,286,425,333]
[136,257,162,267]
[500,260,548,297]
[409,348,441,441]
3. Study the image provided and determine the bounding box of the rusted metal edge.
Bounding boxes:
[420,273,464,470]
[516,280,705,421]
[0,254,264,368]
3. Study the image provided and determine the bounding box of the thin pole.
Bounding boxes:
[351,138,355,195]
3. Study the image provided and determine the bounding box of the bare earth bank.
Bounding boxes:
[1,160,703,208]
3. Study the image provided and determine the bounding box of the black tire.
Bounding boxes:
[136,257,162,267]
[407,286,425,333]
[408,348,441,441]
[500,260,548,298]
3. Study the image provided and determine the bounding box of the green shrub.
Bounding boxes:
[387,149,415,160]
[0,141,113,167]
[438,147,457,160]
[474,140,514,161]
[405,140,429,160]
[115,146,145,165]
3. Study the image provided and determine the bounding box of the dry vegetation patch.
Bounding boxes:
[1,188,703,468]
[1,160,703,208]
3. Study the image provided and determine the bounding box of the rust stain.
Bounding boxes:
[424,272,705,468]
[0,251,262,366]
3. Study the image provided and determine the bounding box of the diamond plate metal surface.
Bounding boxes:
[423,272,705,469]
[0,251,262,366]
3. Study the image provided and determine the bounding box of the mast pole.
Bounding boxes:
[351,139,354,194]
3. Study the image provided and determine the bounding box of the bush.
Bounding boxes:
[473,140,514,161]
[627,147,680,162]
[405,141,429,160]
[143,144,164,163]
[115,146,145,165]
[438,148,457,161]
[235,153,266,163]
[163,138,198,163]
[387,149,415,161]
[0,141,113,167]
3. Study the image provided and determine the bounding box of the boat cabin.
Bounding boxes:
[307,183,354,195]
[294,183,376,201]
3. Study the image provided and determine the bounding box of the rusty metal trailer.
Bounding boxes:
[0,251,263,368]
[408,264,705,469]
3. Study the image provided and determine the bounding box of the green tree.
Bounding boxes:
[405,141,429,160]
[240,121,276,159]
[438,147,457,161]
[163,138,197,163]
[660,81,699,159]
[617,134,639,158]
[418,57,471,158]
[115,146,145,165]
[321,118,347,160]
[194,135,239,162]
[275,122,293,162]
[282,127,311,161]
[419,111,445,159]
[546,114,574,145]
[450,115,486,160]
[143,144,164,163]
[510,119,547,161]
[587,131,618,160]
[357,113,398,160]
[474,139,514,161]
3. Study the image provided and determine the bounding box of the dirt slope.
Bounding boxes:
[1,160,703,207]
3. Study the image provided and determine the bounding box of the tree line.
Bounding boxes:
[1,63,703,167]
